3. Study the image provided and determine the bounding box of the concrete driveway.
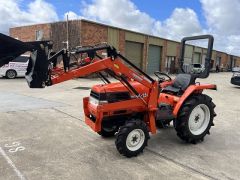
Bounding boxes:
[0,73,239,180]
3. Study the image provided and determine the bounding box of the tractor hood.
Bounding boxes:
[0,33,32,67]
[91,81,150,97]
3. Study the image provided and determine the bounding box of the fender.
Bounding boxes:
[173,84,217,116]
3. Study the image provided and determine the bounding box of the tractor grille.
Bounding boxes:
[90,91,130,103]
[90,91,99,99]
[107,92,130,103]
[90,91,107,101]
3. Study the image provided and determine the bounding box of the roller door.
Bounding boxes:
[184,45,193,64]
[147,45,161,74]
[125,41,143,68]
[193,52,201,63]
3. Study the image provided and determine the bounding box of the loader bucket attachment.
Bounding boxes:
[0,33,32,67]
[25,41,53,88]
[0,33,52,88]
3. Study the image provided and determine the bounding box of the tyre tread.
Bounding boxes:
[175,94,216,143]
[115,120,149,158]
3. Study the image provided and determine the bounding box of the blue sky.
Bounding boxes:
[131,0,204,24]
[20,0,205,27]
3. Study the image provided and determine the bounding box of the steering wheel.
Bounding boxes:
[154,71,172,83]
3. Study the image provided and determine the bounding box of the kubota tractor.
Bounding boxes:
[0,34,216,157]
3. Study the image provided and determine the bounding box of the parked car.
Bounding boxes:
[231,67,240,86]
[191,63,205,74]
[0,55,29,79]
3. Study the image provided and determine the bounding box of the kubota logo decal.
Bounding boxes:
[131,93,148,99]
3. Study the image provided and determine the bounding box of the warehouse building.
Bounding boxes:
[10,19,240,74]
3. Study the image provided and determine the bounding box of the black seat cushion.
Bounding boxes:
[163,85,181,94]
[162,74,195,94]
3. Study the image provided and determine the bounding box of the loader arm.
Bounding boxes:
[28,44,156,90]
[51,57,154,89]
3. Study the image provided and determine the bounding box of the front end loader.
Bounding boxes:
[0,34,217,157]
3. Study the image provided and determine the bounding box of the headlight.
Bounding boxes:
[89,96,99,105]
[89,96,108,105]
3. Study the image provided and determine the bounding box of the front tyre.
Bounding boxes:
[175,94,216,144]
[97,126,118,137]
[115,120,149,158]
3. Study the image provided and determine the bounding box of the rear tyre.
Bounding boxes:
[115,120,149,158]
[175,94,216,144]
[6,70,17,79]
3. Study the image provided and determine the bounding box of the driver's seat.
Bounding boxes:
[162,74,195,95]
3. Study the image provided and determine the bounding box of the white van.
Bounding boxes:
[0,55,29,79]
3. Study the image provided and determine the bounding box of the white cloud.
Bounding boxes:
[28,0,58,22]
[79,0,203,41]
[200,0,240,55]
[81,0,155,34]
[0,0,58,34]
[201,0,240,35]
[64,11,81,20]
[153,8,203,40]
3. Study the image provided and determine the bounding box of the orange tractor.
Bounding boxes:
[0,34,216,157]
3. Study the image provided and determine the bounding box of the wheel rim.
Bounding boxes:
[188,104,210,135]
[7,71,16,78]
[126,129,145,151]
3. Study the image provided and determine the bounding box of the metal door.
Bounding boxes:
[193,52,201,63]
[147,45,161,74]
[125,41,143,68]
